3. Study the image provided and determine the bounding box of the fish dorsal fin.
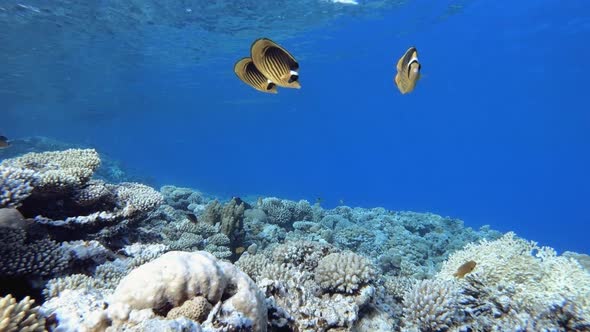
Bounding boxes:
[251,38,300,89]
[399,47,418,72]
[234,57,277,94]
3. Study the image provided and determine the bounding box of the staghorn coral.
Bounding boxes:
[0,294,46,332]
[315,251,377,294]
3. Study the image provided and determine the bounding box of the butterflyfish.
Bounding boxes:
[394,46,421,94]
[250,38,300,89]
[234,57,278,94]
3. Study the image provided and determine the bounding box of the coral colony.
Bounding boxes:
[1,149,590,331]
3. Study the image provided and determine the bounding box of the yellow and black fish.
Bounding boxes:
[234,57,278,94]
[0,136,10,148]
[250,38,301,89]
[394,46,421,94]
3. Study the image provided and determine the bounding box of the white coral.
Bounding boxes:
[402,279,460,331]
[107,251,267,331]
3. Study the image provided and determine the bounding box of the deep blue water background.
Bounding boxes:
[3,0,589,253]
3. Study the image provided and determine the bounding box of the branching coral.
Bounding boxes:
[315,251,377,294]
[259,197,312,227]
[438,232,590,328]
[1,148,100,191]
[237,241,387,331]
[0,294,46,332]
[0,226,69,277]
[402,279,461,331]
[0,166,38,208]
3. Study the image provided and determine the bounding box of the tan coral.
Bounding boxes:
[106,251,267,331]
[166,296,212,322]
[315,251,377,294]
[438,232,590,320]
[0,294,46,332]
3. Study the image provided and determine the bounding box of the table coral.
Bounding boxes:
[0,165,38,208]
[0,148,100,191]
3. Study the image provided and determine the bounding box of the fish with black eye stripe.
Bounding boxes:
[394,46,421,94]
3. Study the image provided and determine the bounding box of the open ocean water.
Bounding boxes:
[1,0,589,331]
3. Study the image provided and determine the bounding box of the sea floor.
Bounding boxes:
[1,139,589,331]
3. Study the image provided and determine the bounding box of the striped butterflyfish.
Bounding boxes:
[394,46,421,94]
[250,38,300,89]
[234,57,278,94]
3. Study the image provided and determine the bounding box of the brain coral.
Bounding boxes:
[107,251,267,331]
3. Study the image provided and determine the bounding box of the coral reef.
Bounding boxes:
[236,241,385,331]
[2,147,588,332]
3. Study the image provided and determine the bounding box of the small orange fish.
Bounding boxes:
[453,260,477,278]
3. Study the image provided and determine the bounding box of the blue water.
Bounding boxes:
[2,0,589,253]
